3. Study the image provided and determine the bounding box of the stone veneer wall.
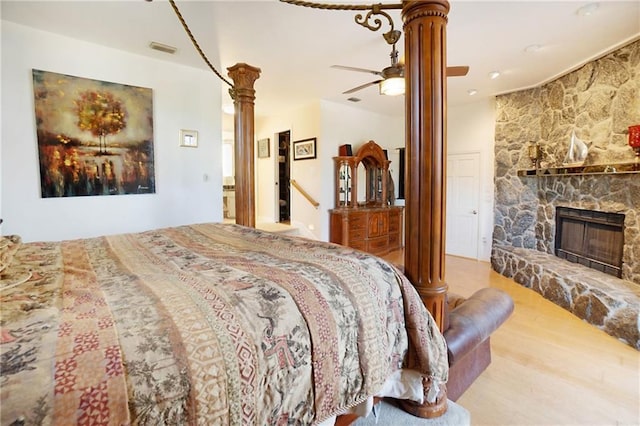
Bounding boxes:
[493,38,640,284]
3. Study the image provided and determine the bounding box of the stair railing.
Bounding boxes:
[290,179,319,208]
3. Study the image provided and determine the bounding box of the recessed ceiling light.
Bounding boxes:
[149,41,177,54]
[488,71,501,80]
[576,3,599,16]
[524,44,542,53]
[467,89,478,96]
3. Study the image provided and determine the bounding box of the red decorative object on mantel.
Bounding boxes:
[629,125,640,156]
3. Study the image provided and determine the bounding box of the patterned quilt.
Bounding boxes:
[0,223,448,425]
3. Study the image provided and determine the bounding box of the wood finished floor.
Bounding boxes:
[382,251,640,426]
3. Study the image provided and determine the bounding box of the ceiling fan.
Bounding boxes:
[332,40,469,96]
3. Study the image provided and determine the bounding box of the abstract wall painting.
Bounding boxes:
[32,69,155,197]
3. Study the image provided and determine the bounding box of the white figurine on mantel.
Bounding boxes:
[563,130,589,166]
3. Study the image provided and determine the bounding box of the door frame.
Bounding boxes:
[273,130,291,223]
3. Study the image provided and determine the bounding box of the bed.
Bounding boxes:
[1,223,448,425]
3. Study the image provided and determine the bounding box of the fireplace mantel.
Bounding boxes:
[517,162,640,177]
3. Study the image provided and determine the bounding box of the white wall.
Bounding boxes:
[447,98,497,261]
[255,101,322,235]
[1,22,223,242]
[321,100,405,196]
[256,100,404,241]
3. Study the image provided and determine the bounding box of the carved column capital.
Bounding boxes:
[228,63,261,103]
[227,63,261,89]
[402,0,449,23]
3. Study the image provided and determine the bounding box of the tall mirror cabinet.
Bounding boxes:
[329,140,403,256]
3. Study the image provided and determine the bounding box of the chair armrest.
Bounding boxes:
[443,288,514,365]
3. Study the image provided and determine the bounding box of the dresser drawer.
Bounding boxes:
[349,240,367,251]
[388,232,400,249]
[368,236,389,255]
[349,228,366,240]
[348,213,367,230]
[389,217,400,233]
[389,209,402,232]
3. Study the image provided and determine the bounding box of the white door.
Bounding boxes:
[446,152,480,259]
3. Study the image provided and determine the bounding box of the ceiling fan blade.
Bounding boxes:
[342,80,383,95]
[331,65,383,77]
[446,65,470,77]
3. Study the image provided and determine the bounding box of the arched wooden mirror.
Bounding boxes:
[355,141,389,207]
[356,162,367,205]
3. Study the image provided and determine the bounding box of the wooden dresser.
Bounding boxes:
[329,140,403,256]
[329,206,403,256]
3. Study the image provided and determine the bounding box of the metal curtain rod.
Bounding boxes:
[279,1,403,44]
[278,1,402,11]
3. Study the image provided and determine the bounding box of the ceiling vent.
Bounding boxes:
[149,42,177,54]
[347,97,361,102]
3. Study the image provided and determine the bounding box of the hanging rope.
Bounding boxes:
[167,0,403,87]
[168,0,234,88]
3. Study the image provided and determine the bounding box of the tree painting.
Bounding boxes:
[32,69,155,198]
[75,90,127,154]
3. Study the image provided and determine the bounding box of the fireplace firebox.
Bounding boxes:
[555,207,625,278]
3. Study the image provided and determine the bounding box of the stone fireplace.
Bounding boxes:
[525,173,638,283]
[490,39,640,349]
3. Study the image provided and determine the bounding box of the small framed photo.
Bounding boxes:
[293,137,317,161]
[257,138,270,158]
[180,129,198,147]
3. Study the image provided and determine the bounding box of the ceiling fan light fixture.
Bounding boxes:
[380,77,405,96]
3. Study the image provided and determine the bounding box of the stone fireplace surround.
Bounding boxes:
[492,174,640,350]
[519,174,639,283]
[491,39,640,349]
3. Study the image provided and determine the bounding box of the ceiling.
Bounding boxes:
[2,1,639,121]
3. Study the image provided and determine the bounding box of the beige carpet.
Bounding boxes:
[353,400,470,426]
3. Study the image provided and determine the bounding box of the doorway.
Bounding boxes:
[276,131,291,223]
[446,152,480,259]
[221,137,235,221]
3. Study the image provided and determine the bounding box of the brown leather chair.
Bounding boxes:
[443,288,514,400]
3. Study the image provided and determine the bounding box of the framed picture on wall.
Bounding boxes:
[257,138,270,158]
[293,137,316,160]
[32,69,156,197]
